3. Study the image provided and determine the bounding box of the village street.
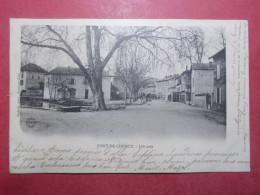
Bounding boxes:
[20,100,226,140]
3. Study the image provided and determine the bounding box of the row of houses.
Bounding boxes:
[20,48,226,112]
[19,64,113,102]
[142,48,226,112]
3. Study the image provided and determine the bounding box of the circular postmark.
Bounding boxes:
[26,117,36,128]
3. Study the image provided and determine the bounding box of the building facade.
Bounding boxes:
[156,75,179,101]
[141,77,157,99]
[43,67,112,101]
[143,82,156,96]
[179,69,191,104]
[156,78,170,100]
[191,63,214,108]
[209,48,226,112]
[20,63,48,97]
[168,75,180,102]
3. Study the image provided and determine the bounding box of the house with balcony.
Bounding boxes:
[20,63,48,97]
[191,63,214,108]
[43,67,112,101]
[209,48,226,112]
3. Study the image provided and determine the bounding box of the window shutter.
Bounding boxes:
[217,64,220,79]
[219,87,222,103]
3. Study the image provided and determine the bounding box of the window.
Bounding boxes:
[56,78,58,82]
[85,89,89,99]
[21,73,23,78]
[32,75,34,79]
[215,88,217,103]
[216,87,222,103]
[217,88,219,103]
[70,88,76,98]
[217,64,220,79]
[219,87,222,103]
[69,78,75,85]
[20,80,23,85]
[38,76,40,79]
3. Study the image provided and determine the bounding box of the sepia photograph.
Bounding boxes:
[19,24,226,140]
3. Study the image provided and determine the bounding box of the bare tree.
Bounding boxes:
[115,43,150,104]
[216,27,226,49]
[173,27,208,66]
[21,25,202,110]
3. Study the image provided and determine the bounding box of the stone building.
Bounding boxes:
[141,77,157,99]
[191,63,214,108]
[178,69,191,104]
[43,67,112,101]
[209,48,226,112]
[168,75,180,102]
[156,74,179,101]
[20,63,47,97]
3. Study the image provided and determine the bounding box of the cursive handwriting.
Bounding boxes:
[10,143,248,173]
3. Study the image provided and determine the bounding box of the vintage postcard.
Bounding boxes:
[10,19,249,173]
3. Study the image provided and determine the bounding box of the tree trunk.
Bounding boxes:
[91,76,107,111]
[124,88,127,106]
[129,91,132,104]
[133,93,137,102]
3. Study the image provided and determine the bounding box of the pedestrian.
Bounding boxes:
[206,93,211,110]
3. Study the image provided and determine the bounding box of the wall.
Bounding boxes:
[19,71,27,92]
[102,76,112,101]
[180,72,191,92]
[212,52,226,112]
[156,78,178,100]
[191,69,214,95]
[144,86,156,94]
[20,71,45,92]
[156,80,168,100]
[193,95,206,108]
[44,74,87,99]
[44,74,112,101]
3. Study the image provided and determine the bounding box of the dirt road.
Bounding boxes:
[20,100,226,140]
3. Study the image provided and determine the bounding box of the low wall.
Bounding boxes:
[212,102,226,113]
[192,95,206,108]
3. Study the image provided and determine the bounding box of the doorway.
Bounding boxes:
[85,89,89,99]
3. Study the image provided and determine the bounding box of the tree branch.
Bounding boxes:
[86,26,95,70]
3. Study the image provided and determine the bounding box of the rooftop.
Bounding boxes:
[208,48,226,59]
[180,69,191,76]
[142,77,157,87]
[145,82,156,88]
[49,67,112,77]
[49,67,84,75]
[156,74,179,82]
[21,63,48,73]
[191,63,213,70]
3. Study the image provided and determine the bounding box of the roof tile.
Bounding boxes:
[21,63,47,73]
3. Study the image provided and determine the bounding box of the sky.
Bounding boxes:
[147,27,224,79]
[21,25,225,79]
